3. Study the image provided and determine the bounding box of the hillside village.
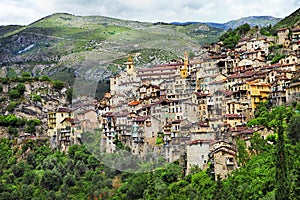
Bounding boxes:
[42,22,300,180]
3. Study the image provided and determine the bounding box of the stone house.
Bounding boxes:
[76,109,99,130]
[277,28,290,47]
[286,81,300,103]
[208,140,237,180]
[47,107,82,151]
[246,38,268,54]
[270,77,289,106]
[101,112,117,153]
[186,139,215,174]
[224,114,246,127]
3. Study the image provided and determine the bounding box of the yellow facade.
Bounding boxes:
[180,52,189,78]
[47,109,74,137]
[247,82,270,110]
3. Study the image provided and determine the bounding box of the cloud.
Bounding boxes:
[0,0,298,25]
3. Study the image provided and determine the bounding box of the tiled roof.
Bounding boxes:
[128,101,141,106]
[225,114,245,118]
[61,117,76,124]
[138,65,178,73]
[134,116,150,122]
[57,107,73,113]
[102,112,115,117]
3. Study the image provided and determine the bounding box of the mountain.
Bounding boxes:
[205,16,281,30]
[273,7,300,29]
[0,13,222,86]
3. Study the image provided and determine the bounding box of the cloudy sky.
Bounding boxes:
[0,0,299,25]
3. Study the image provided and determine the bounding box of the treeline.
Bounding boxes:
[0,72,66,91]
[0,114,41,136]
[0,104,300,199]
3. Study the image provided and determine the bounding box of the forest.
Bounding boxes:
[0,103,300,200]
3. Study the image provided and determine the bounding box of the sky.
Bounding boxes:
[0,0,299,26]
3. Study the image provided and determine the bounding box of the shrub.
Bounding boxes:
[39,76,51,82]
[9,89,20,99]
[32,94,41,102]
[16,83,26,95]
[53,80,65,90]
[6,102,17,112]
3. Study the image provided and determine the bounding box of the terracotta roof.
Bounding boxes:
[102,112,115,117]
[210,146,237,155]
[134,116,150,122]
[194,92,210,97]
[61,117,76,124]
[230,126,248,132]
[198,121,209,127]
[225,114,245,118]
[128,101,141,106]
[291,28,300,32]
[277,28,288,31]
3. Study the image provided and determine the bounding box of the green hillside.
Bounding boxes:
[0,13,223,85]
[273,8,300,29]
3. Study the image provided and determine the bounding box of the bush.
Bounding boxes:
[271,54,285,64]
[8,126,18,136]
[9,89,20,99]
[6,102,17,112]
[39,76,51,82]
[53,80,65,90]
[16,83,26,95]
[21,72,32,78]
[32,94,41,102]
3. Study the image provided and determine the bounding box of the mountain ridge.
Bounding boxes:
[204,16,281,30]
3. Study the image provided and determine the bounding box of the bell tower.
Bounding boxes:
[180,52,189,78]
[126,56,135,75]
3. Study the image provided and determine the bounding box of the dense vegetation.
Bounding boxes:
[273,8,300,29]
[0,103,300,199]
[219,23,251,49]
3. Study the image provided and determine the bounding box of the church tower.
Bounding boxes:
[126,56,135,75]
[180,52,189,78]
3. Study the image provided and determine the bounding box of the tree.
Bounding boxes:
[287,115,300,145]
[66,87,76,104]
[247,106,289,200]
[236,139,249,166]
[275,112,288,200]
[41,169,62,191]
